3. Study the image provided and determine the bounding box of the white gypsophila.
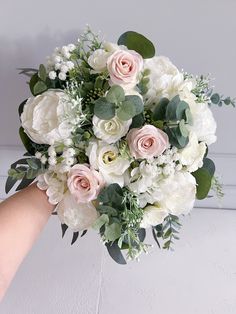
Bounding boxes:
[158,171,196,216]
[187,99,217,145]
[179,132,207,172]
[143,56,194,108]
[21,90,77,145]
[37,171,66,205]
[92,115,132,144]
[86,140,130,187]
[140,204,168,228]
[88,49,110,72]
[57,192,98,232]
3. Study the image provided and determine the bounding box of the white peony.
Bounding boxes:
[88,49,110,72]
[179,132,207,172]
[57,192,98,232]
[21,90,75,145]
[37,171,66,205]
[187,100,217,145]
[143,56,194,107]
[158,171,196,215]
[92,115,132,144]
[86,140,130,187]
[140,204,168,228]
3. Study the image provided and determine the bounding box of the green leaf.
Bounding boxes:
[184,108,193,125]
[18,99,27,119]
[92,214,109,230]
[165,126,189,149]
[105,241,127,264]
[192,168,212,200]
[104,223,121,241]
[117,31,155,59]
[98,183,123,206]
[203,158,216,177]
[16,177,35,191]
[138,228,146,242]
[179,119,189,137]
[94,97,116,120]
[130,113,145,129]
[117,101,136,121]
[211,93,220,104]
[71,232,79,245]
[124,95,144,115]
[19,127,35,155]
[61,223,68,238]
[33,81,47,95]
[106,85,125,104]
[97,205,118,216]
[38,64,47,81]
[5,176,18,194]
[166,96,189,121]
[152,97,169,121]
[27,158,40,170]
[29,73,40,95]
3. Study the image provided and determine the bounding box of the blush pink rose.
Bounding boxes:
[107,49,143,88]
[127,125,169,159]
[67,164,105,203]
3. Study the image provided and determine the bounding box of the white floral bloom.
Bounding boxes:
[92,115,132,144]
[140,204,168,228]
[48,157,57,166]
[179,132,207,172]
[187,100,217,145]
[60,64,69,73]
[88,49,110,72]
[40,156,47,164]
[158,171,196,215]
[37,171,66,205]
[103,41,120,53]
[58,72,67,80]
[66,61,75,70]
[48,146,56,157]
[49,71,57,80]
[21,90,76,145]
[57,192,98,232]
[35,151,42,159]
[86,140,130,187]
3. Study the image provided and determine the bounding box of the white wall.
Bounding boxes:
[0,0,236,313]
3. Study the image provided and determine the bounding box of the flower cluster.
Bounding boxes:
[6,28,233,264]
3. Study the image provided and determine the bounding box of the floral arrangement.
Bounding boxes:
[6,28,234,264]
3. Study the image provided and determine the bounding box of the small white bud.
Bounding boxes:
[41,156,47,164]
[58,72,67,81]
[49,71,57,80]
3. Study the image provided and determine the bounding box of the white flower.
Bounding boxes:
[57,192,98,232]
[49,71,57,80]
[187,100,217,145]
[35,151,42,159]
[58,72,67,80]
[158,171,196,215]
[103,41,120,53]
[37,171,66,205]
[21,90,75,145]
[40,156,47,164]
[92,115,132,144]
[86,140,130,187]
[179,132,207,172]
[48,146,56,157]
[88,49,110,72]
[140,204,168,228]
[48,157,57,166]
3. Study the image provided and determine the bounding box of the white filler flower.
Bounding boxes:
[140,204,168,228]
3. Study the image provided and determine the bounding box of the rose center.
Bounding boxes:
[79,177,90,190]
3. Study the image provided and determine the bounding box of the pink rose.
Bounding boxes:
[127,125,169,159]
[67,164,105,203]
[107,49,143,88]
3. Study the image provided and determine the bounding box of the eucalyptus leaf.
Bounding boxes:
[93,214,109,230]
[179,119,189,137]
[192,168,212,200]
[71,232,79,245]
[211,93,220,104]
[16,177,35,191]
[152,97,169,121]
[117,31,155,59]
[117,101,136,121]
[61,223,68,238]
[130,113,145,129]
[5,176,17,194]
[19,127,36,155]
[104,223,121,241]
[106,85,125,104]
[105,241,127,264]
[94,97,115,120]
[124,95,144,115]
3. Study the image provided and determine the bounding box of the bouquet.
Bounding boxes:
[6,27,234,264]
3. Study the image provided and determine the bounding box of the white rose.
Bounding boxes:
[103,41,121,53]
[158,171,196,215]
[86,140,130,187]
[179,132,207,172]
[57,192,98,232]
[140,204,168,228]
[187,100,217,145]
[21,90,75,145]
[37,171,66,205]
[88,49,110,72]
[92,115,132,144]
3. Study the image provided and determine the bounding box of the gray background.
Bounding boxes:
[0,0,236,313]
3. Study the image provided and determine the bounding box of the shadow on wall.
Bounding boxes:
[0,28,82,146]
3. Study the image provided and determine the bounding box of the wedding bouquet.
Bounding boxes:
[6,27,234,264]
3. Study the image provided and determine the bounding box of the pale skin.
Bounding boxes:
[0,183,55,301]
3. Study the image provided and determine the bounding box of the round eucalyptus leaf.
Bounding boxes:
[94,97,116,120]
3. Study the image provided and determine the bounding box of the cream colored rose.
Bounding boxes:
[126,125,169,159]
[86,140,130,187]
[21,90,74,145]
[92,115,132,144]
[57,192,98,232]
[107,49,143,90]
[140,204,168,228]
[88,49,110,72]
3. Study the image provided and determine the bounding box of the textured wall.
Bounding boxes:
[0,0,236,313]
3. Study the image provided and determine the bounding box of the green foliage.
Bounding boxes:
[38,64,47,81]
[211,175,224,200]
[210,93,235,107]
[152,214,182,250]
[94,97,116,119]
[106,85,125,103]
[117,31,155,59]
[18,99,27,119]
[192,158,215,200]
